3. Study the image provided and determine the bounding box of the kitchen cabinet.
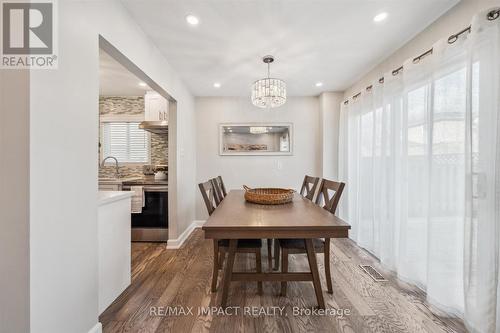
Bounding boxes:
[144,91,168,122]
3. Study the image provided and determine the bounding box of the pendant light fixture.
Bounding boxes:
[251,55,286,108]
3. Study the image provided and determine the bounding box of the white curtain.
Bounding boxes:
[338,8,500,332]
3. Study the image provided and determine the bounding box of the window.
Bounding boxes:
[101,122,150,163]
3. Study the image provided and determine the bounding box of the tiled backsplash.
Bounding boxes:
[99,96,144,116]
[99,96,168,178]
[151,133,168,165]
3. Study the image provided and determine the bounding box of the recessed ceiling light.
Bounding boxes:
[315,82,323,87]
[213,82,221,88]
[373,12,388,22]
[138,82,147,87]
[186,14,199,25]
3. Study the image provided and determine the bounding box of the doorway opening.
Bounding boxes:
[98,36,176,242]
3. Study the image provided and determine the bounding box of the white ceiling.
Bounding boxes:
[99,49,151,96]
[121,0,459,97]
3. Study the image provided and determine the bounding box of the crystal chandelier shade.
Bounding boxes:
[251,56,287,108]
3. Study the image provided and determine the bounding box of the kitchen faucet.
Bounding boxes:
[101,156,120,178]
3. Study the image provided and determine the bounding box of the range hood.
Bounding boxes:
[139,121,168,135]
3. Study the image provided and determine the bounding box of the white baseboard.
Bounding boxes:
[88,322,102,333]
[166,220,205,249]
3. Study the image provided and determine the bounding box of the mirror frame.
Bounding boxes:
[219,122,293,156]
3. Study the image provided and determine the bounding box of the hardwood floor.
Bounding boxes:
[100,229,466,333]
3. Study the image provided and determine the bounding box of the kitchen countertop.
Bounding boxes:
[98,191,133,206]
[122,177,167,186]
[98,176,142,185]
[99,176,168,186]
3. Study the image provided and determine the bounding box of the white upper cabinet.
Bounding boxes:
[144,91,168,122]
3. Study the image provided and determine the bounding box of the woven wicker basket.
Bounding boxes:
[243,185,294,205]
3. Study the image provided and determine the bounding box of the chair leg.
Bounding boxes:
[324,238,333,294]
[267,239,273,271]
[211,240,219,292]
[273,239,280,271]
[280,248,288,296]
[256,250,263,295]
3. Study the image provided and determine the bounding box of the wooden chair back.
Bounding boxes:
[210,178,222,206]
[212,176,227,202]
[199,180,218,216]
[315,179,345,215]
[300,175,320,201]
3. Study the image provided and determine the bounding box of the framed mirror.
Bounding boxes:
[219,123,293,156]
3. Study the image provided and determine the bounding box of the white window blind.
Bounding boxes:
[101,122,150,163]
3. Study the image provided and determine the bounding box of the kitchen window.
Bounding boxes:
[101,122,150,164]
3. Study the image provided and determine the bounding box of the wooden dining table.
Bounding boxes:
[202,190,351,308]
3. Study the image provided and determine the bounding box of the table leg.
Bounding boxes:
[211,239,219,292]
[305,239,325,309]
[220,239,237,307]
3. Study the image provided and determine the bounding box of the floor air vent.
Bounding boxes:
[359,265,387,282]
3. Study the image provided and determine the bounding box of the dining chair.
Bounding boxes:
[272,175,320,271]
[278,178,345,295]
[300,175,320,201]
[198,179,263,295]
[199,180,217,215]
[210,178,222,206]
[212,176,227,201]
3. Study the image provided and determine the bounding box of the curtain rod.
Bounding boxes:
[343,8,500,105]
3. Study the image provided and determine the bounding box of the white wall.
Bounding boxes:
[29,1,196,332]
[345,0,500,97]
[0,69,30,333]
[318,92,344,180]
[195,97,320,219]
